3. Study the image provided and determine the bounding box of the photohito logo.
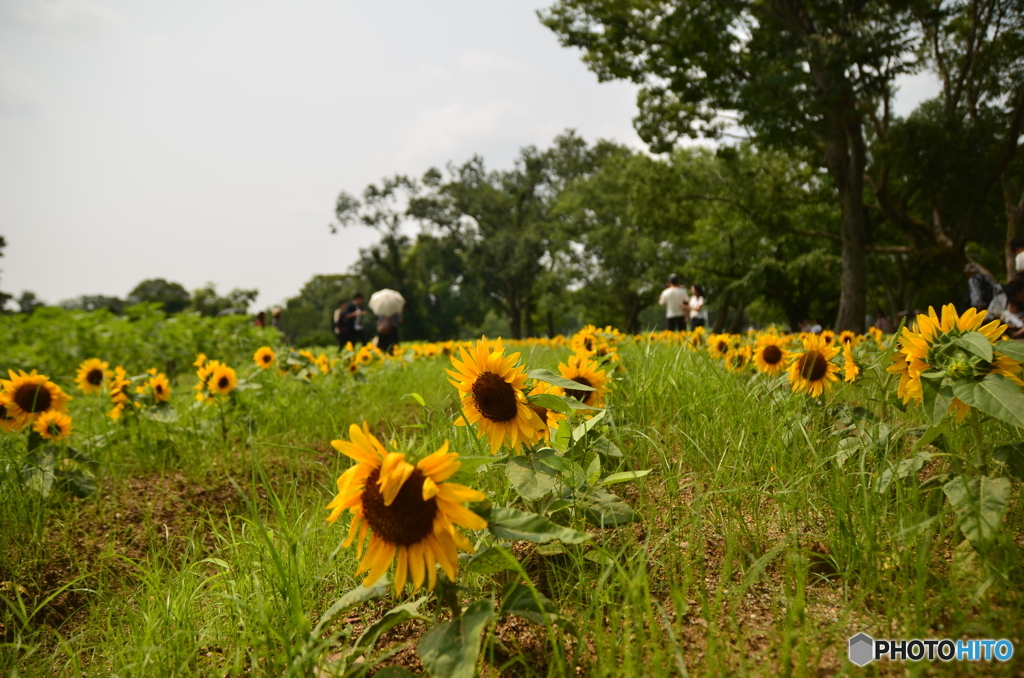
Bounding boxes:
[848,633,1014,666]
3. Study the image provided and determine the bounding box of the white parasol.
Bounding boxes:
[368,289,405,317]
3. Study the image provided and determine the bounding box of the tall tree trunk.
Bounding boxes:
[712,292,731,333]
[524,298,536,338]
[825,109,868,332]
[726,299,746,334]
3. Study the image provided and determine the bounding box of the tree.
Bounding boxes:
[541,0,919,330]
[279,274,356,346]
[0,234,9,312]
[557,146,689,331]
[126,279,190,314]
[61,295,125,314]
[17,291,44,315]
[189,283,259,316]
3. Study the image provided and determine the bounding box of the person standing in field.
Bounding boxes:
[332,299,349,350]
[1012,237,1024,281]
[375,312,402,355]
[658,274,689,331]
[342,293,366,347]
[688,285,707,329]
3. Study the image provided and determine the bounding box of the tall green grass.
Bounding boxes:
[1,341,1021,676]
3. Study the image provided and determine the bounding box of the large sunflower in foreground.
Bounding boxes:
[752,335,788,376]
[788,335,841,397]
[326,423,487,593]
[447,338,545,454]
[0,370,71,423]
[75,359,109,394]
[889,304,1021,418]
[556,353,610,409]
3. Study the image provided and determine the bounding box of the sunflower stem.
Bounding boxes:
[218,401,229,444]
[967,407,986,475]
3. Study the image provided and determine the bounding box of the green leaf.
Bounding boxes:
[505,456,558,501]
[956,374,1024,428]
[591,436,623,458]
[994,340,1024,362]
[910,425,945,453]
[403,392,426,407]
[498,583,568,628]
[581,486,637,526]
[309,581,389,638]
[54,469,96,498]
[66,447,100,472]
[528,368,594,391]
[943,476,1012,547]
[528,393,597,413]
[479,507,590,544]
[144,405,179,422]
[875,453,931,493]
[571,410,607,440]
[462,546,514,575]
[955,332,994,363]
[601,469,652,486]
[834,437,860,467]
[993,443,1024,482]
[417,599,496,678]
[354,598,427,655]
[920,375,953,425]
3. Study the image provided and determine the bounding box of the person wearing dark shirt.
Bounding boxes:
[342,293,366,347]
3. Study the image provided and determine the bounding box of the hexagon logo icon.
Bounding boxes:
[849,633,874,666]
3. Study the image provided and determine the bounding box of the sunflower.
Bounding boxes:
[556,353,610,409]
[193,353,208,368]
[149,373,172,402]
[254,346,276,369]
[842,343,860,383]
[1,401,27,433]
[838,330,860,348]
[788,335,841,397]
[889,304,1022,419]
[0,370,71,422]
[326,423,487,593]
[724,347,752,372]
[820,330,836,346]
[75,359,109,394]
[526,380,568,441]
[33,411,72,441]
[868,326,885,348]
[210,364,237,396]
[707,334,732,359]
[752,335,789,376]
[447,338,545,454]
[108,366,132,419]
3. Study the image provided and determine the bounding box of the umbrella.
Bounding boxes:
[368,289,405,317]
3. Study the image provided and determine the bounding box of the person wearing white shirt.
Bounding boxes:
[658,274,690,331]
[688,285,707,328]
[1013,237,1024,280]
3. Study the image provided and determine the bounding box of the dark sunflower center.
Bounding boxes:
[564,376,593,403]
[262,354,271,363]
[48,421,62,436]
[823,335,833,344]
[155,384,165,395]
[761,345,783,365]
[798,350,829,382]
[471,372,518,422]
[732,354,745,367]
[14,383,52,413]
[86,369,104,386]
[361,468,437,546]
[218,376,230,389]
[584,338,594,351]
[841,335,853,345]
[717,341,728,353]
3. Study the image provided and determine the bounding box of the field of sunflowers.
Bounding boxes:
[2,304,1024,676]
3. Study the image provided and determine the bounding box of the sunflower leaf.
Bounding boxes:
[505,457,558,501]
[919,375,953,425]
[943,476,1011,547]
[581,486,637,526]
[528,393,597,413]
[527,369,595,391]
[479,507,590,544]
[417,599,496,678]
[957,374,1024,428]
[601,469,652,486]
[955,332,994,363]
[875,453,931,493]
[993,443,1024,482]
[498,582,573,630]
[994,340,1024,362]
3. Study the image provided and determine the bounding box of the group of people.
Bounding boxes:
[965,239,1024,339]
[658,274,707,331]
[331,293,403,353]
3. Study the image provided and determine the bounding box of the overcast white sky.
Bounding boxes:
[0,1,938,309]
